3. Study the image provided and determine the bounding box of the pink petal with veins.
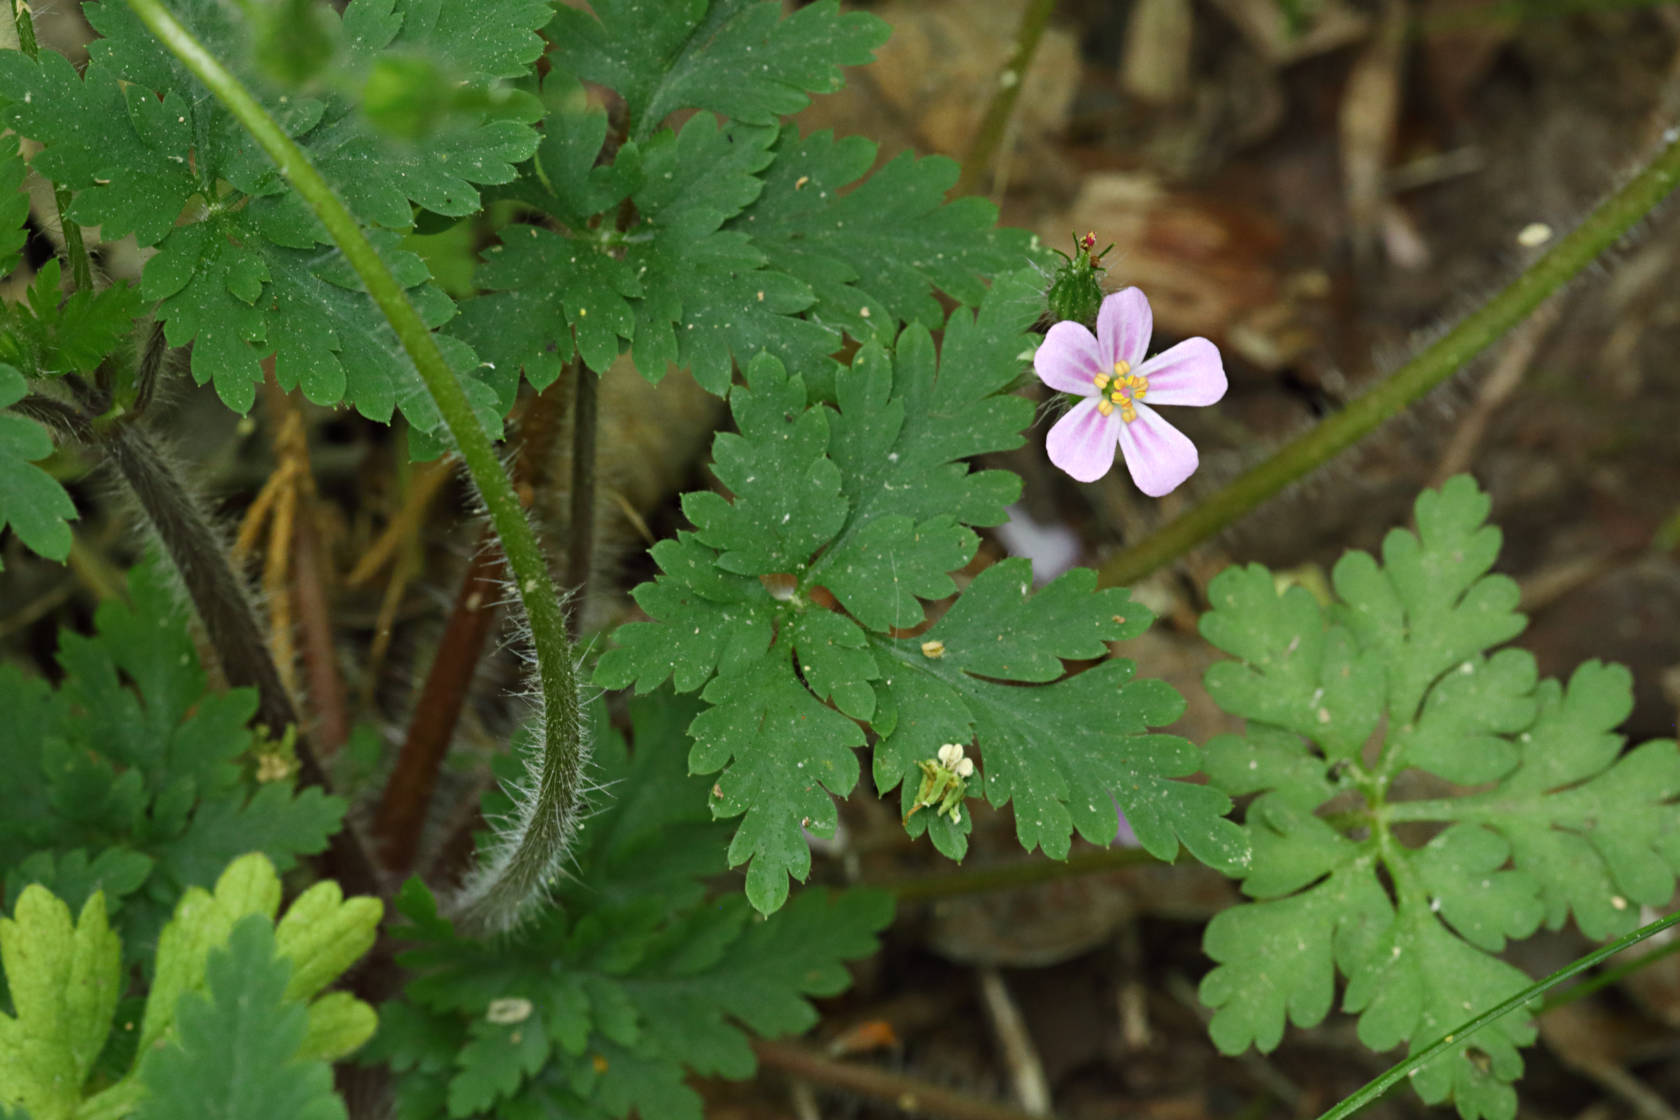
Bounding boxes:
[1034,320,1105,395]
[1046,397,1120,483]
[1136,338,1226,407]
[1098,287,1153,369]
[1117,403,1198,497]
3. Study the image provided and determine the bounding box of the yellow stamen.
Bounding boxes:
[1093,373,1110,391]
[1103,365,1151,424]
[1097,398,1114,417]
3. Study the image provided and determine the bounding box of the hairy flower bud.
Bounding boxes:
[1044,231,1110,326]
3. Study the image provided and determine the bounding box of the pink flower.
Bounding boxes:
[1034,288,1227,495]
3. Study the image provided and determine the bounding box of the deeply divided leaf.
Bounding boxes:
[1197,475,1680,1120]
[0,364,76,566]
[0,0,534,424]
[135,918,347,1120]
[0,557,345,961]
[365,695,892,1120]
[547,0,890,140]
[598,273,1245,911]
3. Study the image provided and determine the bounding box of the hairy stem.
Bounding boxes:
[955,0,1057,198]
[565,364,599,639]
[108,425,300,740]
[377,383,568,878]
[9,1,94,292]
[122,0,584,932]
[1098,130,1680,588]
[104,423,382,898]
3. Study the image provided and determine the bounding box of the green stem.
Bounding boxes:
[125,0,583,932]
[1098,131,1680,588]
[1536,932,1680,1014]
[1317,908,1680,1120]
[955,0,1056,198]
[10,0,94,292]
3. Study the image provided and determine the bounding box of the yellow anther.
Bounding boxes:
[1120,404,1137,423]
[1093,373,1110,391]
[1097,398,1114,417]
[1113,359,1131,377]
[1110,389,1126,402]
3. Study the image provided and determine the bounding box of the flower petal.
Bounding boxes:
[1098,287,1152,369]
[1046,397,1121,483]
[1136,337,1226,407]
[1034,320,1104,395]
[1117,402,1198,497]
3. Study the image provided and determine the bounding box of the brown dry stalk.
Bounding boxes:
[349,457,458,718]
[753,1039,1062,1120]
[236,374,352,753]
[345,457,457,587]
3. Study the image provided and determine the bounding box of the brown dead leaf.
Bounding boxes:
[797,0,1079,183]
[1054,173,1314,370]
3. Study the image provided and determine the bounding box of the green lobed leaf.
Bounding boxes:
[599,272,1245,906]
[3,849,154,922]
[0,557,345,964]
[0,138,30,277]
[469,225,643,376]
[456,109,841,399]
[623,116,837,395]
[873,562,1248,872]
[0,260,146,380]
[0,364,76,566]
[1329,475,1525,725]
[366,694,891,1120]
[0,50,198,247]
[732,126,1037,339]
[134,917,346,1120]
[505,72,638,229]
[0,888,122,1120]
[691,646,865,913]
[138,853,379,1066]
[547,0,889,141]
[0,0,526,424]
[1450,662,1680,940]
[1200,859,1389,1053]
[1197,475,1680,1120]
[462,70,1028,400]
[1341,906,1533,1119]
